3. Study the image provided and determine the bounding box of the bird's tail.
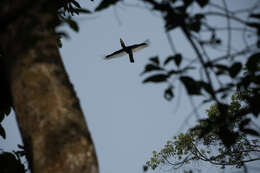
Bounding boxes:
[129,56,134,63]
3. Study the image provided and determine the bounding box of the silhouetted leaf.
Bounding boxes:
[143,165,148,172]
[141,64,163,75]
[180,76,201,95]
[56,31,69,39]
[199,81,214,97]
[215,64,229,71]
[71,0,81,8]
[17,144,24,149]
[149,56,160,65]
[74,8,91,14]
[164,56,174,66]
[188,20,201,32]
[250,13,260,19]
[143,74,168,83]
[0,113,4,122]
[164,54,182,66]
[0,124,6,139]
[95,0,120,11]
[246,53,260,73]
[14,150,26,157]
[218,129,239,148]
[215,64,229,75]
[167,69,180,76]
[241,128,260,136]
[246,22,260,29]
[66,18,79,32]
[196,0,209,8]
[164,86,174,101]
[0,152,26,173]
[174,54,182,66]
[229,62,242,78]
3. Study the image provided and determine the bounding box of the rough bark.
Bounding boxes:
[0,1,99,173]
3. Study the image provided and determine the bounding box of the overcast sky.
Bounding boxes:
[1,0,260,173]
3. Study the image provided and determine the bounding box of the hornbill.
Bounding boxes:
[105,38,149,63]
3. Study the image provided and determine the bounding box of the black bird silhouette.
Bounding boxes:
[105,38,149,63]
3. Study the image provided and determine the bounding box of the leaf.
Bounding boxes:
[66,18,79,32]
[241,128,260,136]
[71,0,81,8]
[196,0,209,8]
[0,124,6,139]
[246,22,260,29]
[174,54,182,66]
[0,113,4,122]
[74,8,92,14]
[56,31,69,39]
[164,86,174,101]
[250,13,260,19]
[95,0,120,11]
[189,21,201,32]
[167,70,179,76]
[180,76,201,95]
[214,64,229,75]
[164,54,182,66]
[143,165,148,172]
[246,53,260,73]
[143,74,169,83]
[164,56,174,66]
[229,62,242,78]
[199,81,214,97]
[17,144,24,149]
[215,64,229,71]
[141,64,163,75]
[149,56,160,65]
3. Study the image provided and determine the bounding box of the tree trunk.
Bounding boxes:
[0,1,99,173]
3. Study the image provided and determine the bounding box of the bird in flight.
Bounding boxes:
[105,38,149,63]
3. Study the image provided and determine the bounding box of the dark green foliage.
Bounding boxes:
[0,145,27,173]
[144,94,260,171]
[141,0,260,150]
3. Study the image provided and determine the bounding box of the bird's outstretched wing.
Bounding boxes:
[129,41,149,53]
[129,50,134,63]
[104,48,127,60]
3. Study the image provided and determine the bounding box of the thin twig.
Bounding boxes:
[222,0,231,57]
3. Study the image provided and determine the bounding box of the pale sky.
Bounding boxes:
[1,0,260,173]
